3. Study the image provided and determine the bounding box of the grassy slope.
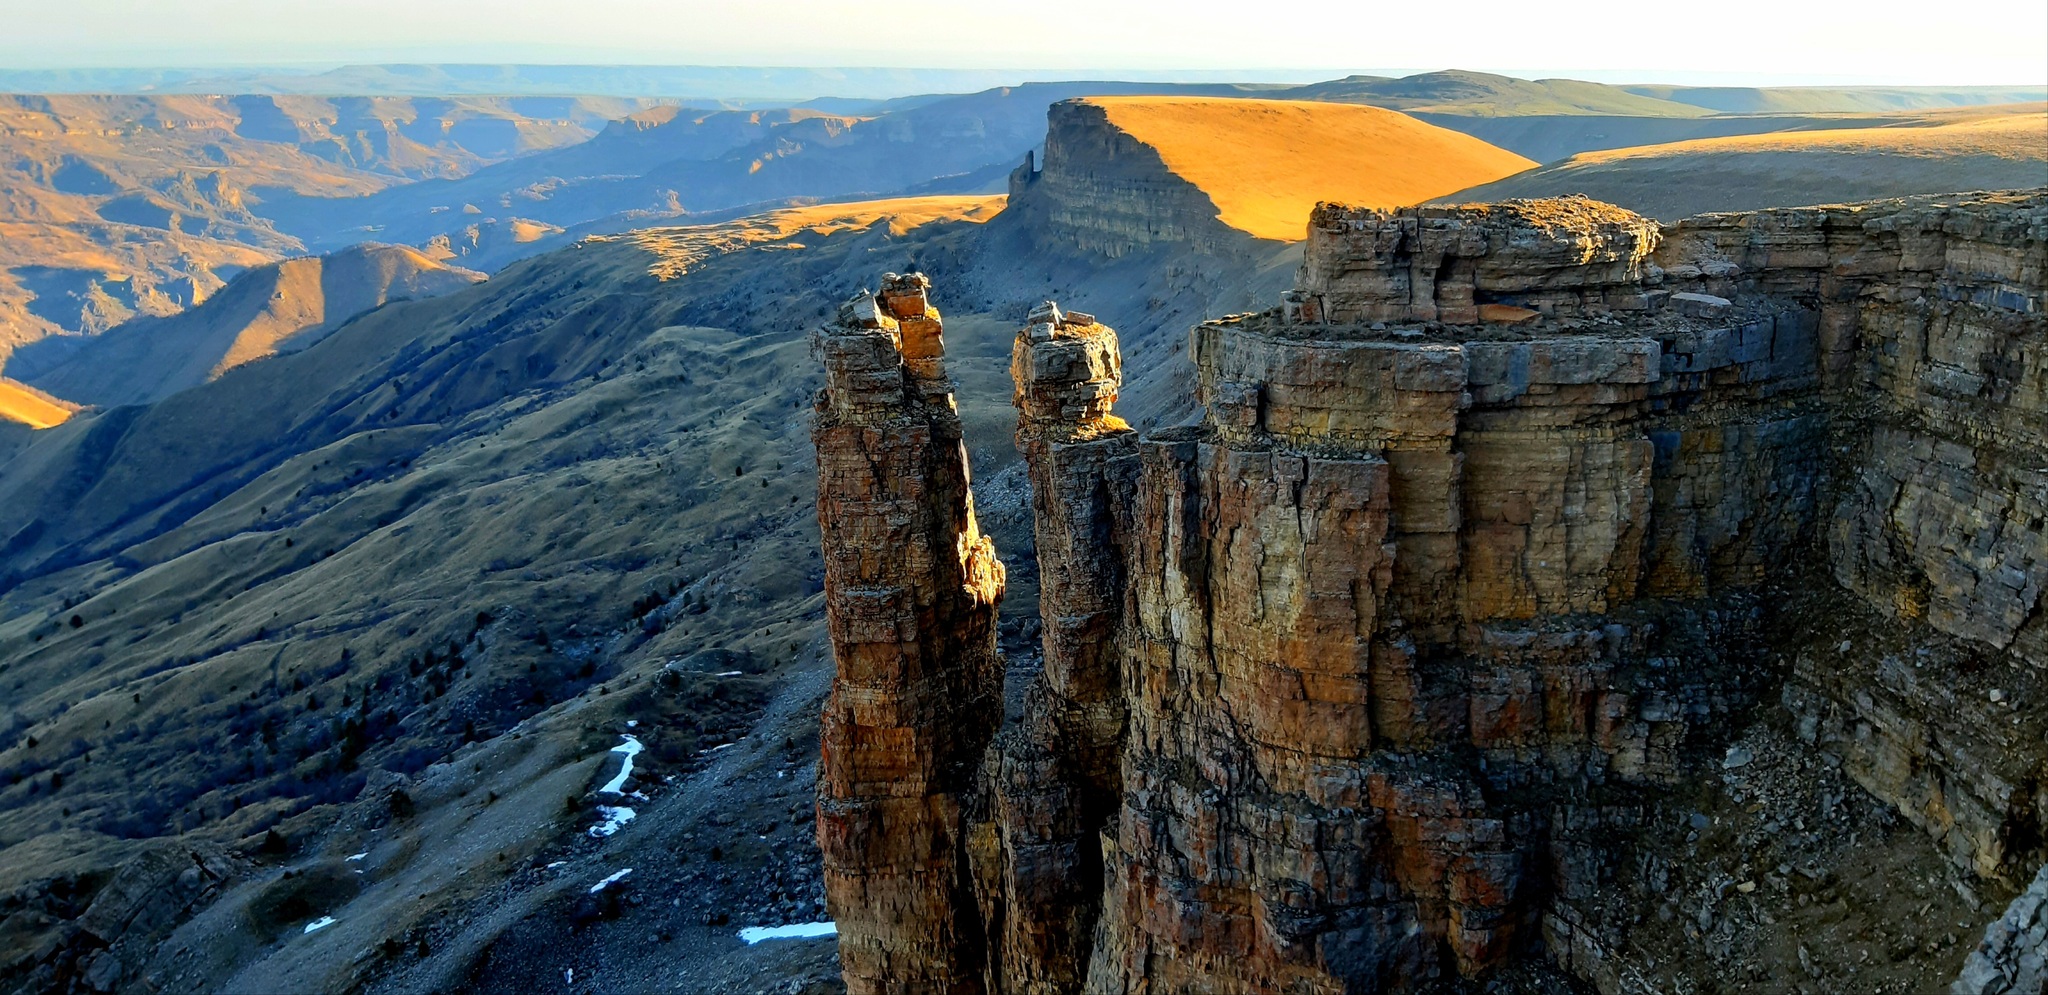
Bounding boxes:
[1084,97,1537,239]
[14,245,485,408]
[0,174,1316,989]
[0,377,75,429]
[1434,105,2048,220]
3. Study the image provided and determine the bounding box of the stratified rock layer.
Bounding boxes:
[813,273,1006,994]
[812,191,2047,994]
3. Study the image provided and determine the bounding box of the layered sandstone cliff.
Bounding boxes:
[812,190,2047,992]
[813,273,1007,993]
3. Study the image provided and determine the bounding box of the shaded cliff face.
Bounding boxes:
[812,191,2046,993]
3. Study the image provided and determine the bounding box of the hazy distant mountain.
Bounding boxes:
[1278,70,2048,118]
[1275,69,1716,117]
[0,64,1310,101]
[0,93,654,352]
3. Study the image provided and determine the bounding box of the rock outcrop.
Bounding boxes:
[1955,861,2048,995]
[2,845,241,994]
[811,190,2048,992]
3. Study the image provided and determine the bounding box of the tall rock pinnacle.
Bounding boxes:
[812,272,1006,994]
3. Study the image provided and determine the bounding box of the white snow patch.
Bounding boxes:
[345,852,367,862]
[713,671,743,677]
[589,868,633,893]
[546,860,568,870]
[626,719,639,728]
[588,805,636,838]
[598,734,644,795]
[739,921,837,944]
[303,916,338,934]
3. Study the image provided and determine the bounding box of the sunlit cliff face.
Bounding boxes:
[813,191,2048,992]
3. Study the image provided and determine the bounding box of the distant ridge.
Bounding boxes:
[1625,83,2048,114]
[1433,104,2048,220]
[0,64,2035,109]
[14,244,483,408]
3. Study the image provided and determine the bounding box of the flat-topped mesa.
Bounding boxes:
[811,274,1005,995]
[1294,196,1662,325]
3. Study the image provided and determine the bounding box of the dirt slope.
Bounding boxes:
[1081,96,1536,240]
[1435,105,2048,220]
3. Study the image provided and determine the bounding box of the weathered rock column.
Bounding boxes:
[814,273,1006,995]
[992,303,1137,992]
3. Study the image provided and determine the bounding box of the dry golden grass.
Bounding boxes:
[1081,97,1537,240]
[0,376,75,428]
[208,245,482,377]
[1568,105,2048,164]
[1437,104,2048,220]
[603,195,1006,280]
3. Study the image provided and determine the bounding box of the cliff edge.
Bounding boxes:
[813,189,2046,992]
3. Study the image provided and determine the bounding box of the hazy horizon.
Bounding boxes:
[3,0,2043,87]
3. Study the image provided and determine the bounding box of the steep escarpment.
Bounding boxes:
[813,190,2046,992]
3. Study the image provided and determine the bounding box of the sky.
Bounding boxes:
[1,0,2044,86]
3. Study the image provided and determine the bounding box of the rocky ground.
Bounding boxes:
[1564,712,1999,994]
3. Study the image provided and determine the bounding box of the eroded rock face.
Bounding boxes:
[2,845,241,995]
[812,191,2048,993]
[812,273,1006,995]
[1294,196,1661,325]
[1656,194,2048,882]
[1004,101,1256,259]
